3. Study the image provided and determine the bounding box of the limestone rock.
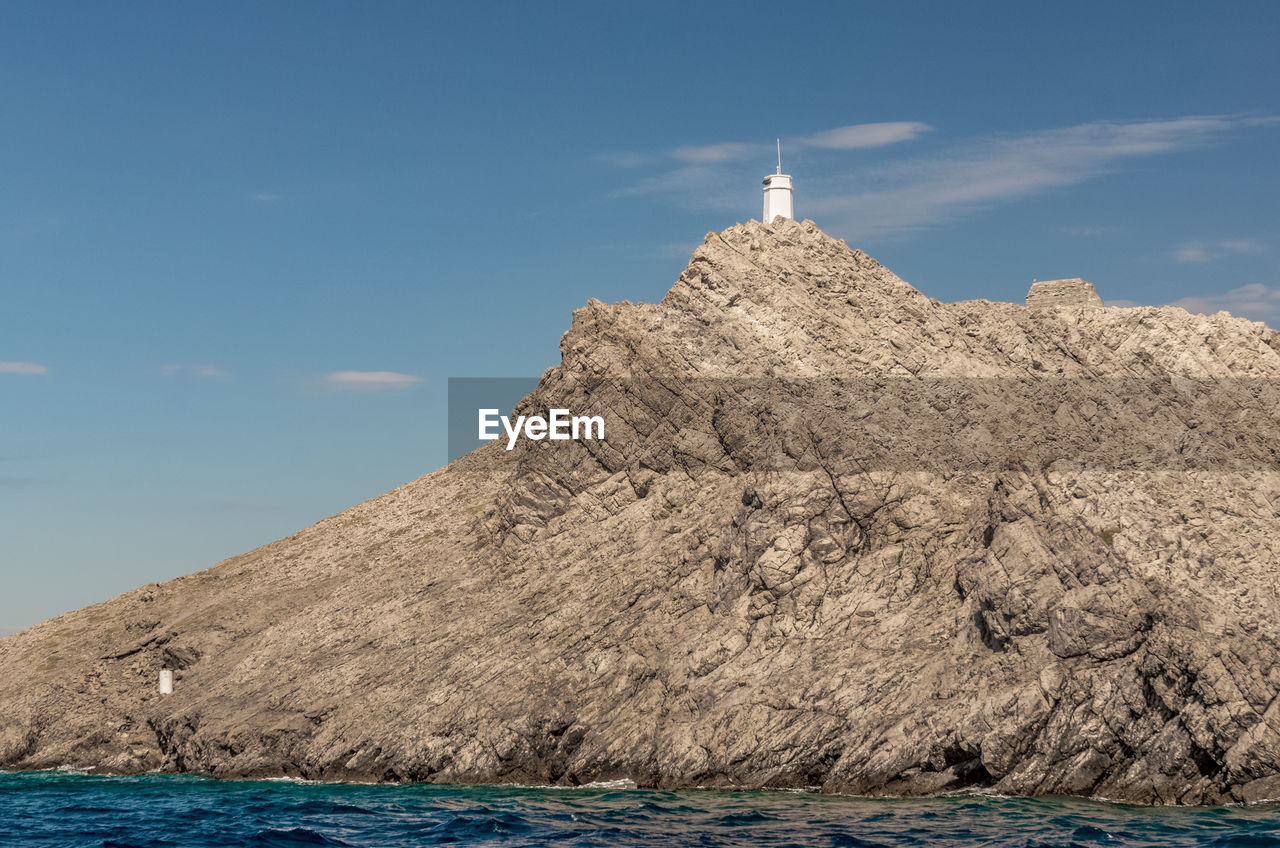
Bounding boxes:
[1026,278,1104,309]
[2,218,1280,805]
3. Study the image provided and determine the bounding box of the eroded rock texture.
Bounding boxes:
[1025,278,1104,309]
[3,219,1280,804]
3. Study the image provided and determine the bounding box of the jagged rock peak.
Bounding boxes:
[562,220,1280,382]
[665,218,931,312]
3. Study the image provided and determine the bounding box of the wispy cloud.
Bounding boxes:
[806,115,1279,238]
[1173,238,1266,263]
[598,151,654,168]
[792,121,932,150]
[323,370,422,390]
[250,191,282,204]
[608,121,930,185]
[0,361,48,376]
[160,363,228,378]
[610,163,746,209]
[672,142,753,164]
[1171,283,1280,322]
[609,114,1278,239]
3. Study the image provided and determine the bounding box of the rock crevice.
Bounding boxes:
[2,219,1279,804]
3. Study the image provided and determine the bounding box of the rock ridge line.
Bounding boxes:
[2,218,1280,805]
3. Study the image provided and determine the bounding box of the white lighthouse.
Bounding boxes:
[762,139,793,223]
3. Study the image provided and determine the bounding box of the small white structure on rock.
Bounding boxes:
[158,669,174,695]
[763,139,793,223]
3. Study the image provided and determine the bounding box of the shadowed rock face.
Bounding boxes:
[4,219,1280,804]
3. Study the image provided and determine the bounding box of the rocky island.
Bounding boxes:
[3,218,1280,805]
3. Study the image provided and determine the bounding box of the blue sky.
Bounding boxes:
[1,1,1277,631]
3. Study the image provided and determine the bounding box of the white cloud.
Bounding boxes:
[1219,238,1265,253]
[609,163,747,210]
[672,142,753,164]
[324,370,422,390]
[806,115,1277,238]
[0,361,48,375]
[250,191,282,204]
[609,114,1277,239]
[598,151,654,168]
[1174,238,1265,263]
[1171,283,1280,322]
[792,121,932,150]
[608,121,931,190]
[160,364,228,378]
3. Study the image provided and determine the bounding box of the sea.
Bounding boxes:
[2,770,1279,847]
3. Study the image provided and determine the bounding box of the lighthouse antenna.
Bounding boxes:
[776,139,782,174]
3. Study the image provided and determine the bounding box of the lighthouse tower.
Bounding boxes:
[762,139,793,223]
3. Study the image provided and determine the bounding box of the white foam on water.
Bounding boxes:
[257,775,322,784]
[502,778,638,790]
[577,779,637,789]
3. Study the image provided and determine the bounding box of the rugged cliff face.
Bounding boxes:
[3,218,1280,804]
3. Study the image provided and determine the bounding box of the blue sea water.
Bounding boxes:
[2,770,1280,847]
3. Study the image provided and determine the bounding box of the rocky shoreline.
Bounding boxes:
[3,218,1280,804]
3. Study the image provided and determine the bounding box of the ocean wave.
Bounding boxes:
[286,799,379,817]
[257,776,323,785]
[2,772,1280,847]
[500,777,638,790]
[250,828,352,847]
